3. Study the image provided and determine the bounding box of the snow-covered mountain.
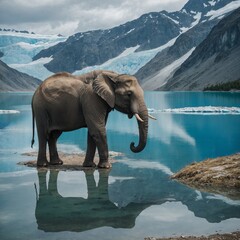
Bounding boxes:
[33,12,187,74]
[161,6,240,90]
[136,0,240,90]
[32,0,240,81]
[1,0,240,89]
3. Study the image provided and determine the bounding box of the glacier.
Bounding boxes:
[10,57,54,81]
[74,37,178,76]
[0,32,66,80]
[0,32,66,64]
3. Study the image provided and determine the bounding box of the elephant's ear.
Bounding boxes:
[92,72,117,108]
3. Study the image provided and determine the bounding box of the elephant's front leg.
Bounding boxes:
[90,127,111,169]
[83,132,97,168]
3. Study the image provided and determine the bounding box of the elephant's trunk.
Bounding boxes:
[130,103,148,153]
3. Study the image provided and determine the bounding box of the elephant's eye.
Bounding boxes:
[127,91,132,96]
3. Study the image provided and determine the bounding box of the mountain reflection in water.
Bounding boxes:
[35,167,240,233]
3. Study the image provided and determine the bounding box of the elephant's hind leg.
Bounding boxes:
[48,130,63,165]
[83,132,97,168]
[36,114,49,167]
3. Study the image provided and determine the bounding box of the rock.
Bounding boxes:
[171,153,240,200]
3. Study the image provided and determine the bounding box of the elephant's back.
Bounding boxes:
[40,73,83,100]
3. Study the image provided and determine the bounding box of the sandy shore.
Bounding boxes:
[19,151,118,170]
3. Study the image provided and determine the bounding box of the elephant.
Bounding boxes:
[31,70,155,168]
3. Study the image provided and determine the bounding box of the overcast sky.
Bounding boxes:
[0,0,188,36]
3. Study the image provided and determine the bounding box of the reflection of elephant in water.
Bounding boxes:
[31,70,153,168]
[35,170,150,232]
[35,169,240,232]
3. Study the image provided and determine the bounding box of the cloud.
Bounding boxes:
[0,0,188,35]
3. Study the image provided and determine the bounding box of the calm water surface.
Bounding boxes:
[0,92,240,240]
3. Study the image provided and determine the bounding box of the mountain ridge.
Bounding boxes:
[33,0,239,80]
[0,60,41,91]
[33,8,194,73]
[136,0,240,90]
[135,18,219,86]
[160,6,240,90]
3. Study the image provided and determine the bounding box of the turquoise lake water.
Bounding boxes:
[0,91,240,240]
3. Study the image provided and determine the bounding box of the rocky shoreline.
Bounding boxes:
[171,153,240,200]
[145,153,240,240]
[145,231,240,240]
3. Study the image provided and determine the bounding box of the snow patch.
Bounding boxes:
[205,0,240,20]
[181,9,187,14]
[162,14,179,24]
[191,12,202,27]
[180,12,201,33]
[142,47,195,90]
[208,0,216,7]
[125,28,135,35]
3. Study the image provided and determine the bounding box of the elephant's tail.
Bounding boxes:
[31,102,35,148]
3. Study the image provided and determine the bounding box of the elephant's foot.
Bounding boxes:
[37,160,49,167]
[98,161,112,169]
[82,161,96,168]
[49,158,63,165]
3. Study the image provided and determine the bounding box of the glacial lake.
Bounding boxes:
[0,91,240,240]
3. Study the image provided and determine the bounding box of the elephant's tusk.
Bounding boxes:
[135,113,144,122]
[148,114,157,120]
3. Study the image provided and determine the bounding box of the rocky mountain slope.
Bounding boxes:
[33,11,192,73]
[0,60,41,91]
[161,6,240,90]
[32,0,240,89]
[135,19,219,88]
[135,0,240,90]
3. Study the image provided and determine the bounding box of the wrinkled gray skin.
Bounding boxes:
[31,70,148,168]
